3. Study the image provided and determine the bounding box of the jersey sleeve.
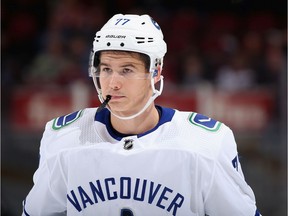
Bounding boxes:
[32,109,86,183]
[22,152,67,215]
[32,120,54,183]
[203,127,261,216]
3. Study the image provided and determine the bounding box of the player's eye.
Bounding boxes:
[121,68,134,75]
[100,67,113,76]
[102,67,112,73]
[95,67,112,78]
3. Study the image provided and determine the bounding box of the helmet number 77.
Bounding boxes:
[115,18,130,25]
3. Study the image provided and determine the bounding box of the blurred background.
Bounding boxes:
[1,0,287,215]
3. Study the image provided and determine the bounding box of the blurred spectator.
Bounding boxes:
[23,0,108,87]
[24,34,70,86]
[241,30,265,79]
[65,33,91,80]
[215,51,256,92]
[261,29,287,121]
[261,29,287,84]
[179,53,207,88]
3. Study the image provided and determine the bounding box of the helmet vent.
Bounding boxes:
[135,37,154,44]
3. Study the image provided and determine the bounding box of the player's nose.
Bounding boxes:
[108,72,122,90]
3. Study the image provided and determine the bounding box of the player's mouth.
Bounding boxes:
[109,95,125,101]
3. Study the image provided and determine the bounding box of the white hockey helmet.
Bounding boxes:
[89,14,167,77]
[89,14,167,120]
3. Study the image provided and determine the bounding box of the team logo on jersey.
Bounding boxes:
[188,112,221,132]
[52,110,84,130]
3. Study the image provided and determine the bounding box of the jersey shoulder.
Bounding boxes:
[187,112,223,132]
[172,110,234,158]
[40,108,98,155]
[174,110,230,133]
[46,108,95,130]
[43,108,98,143]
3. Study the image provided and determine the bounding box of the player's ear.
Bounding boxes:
[153,65,162,83]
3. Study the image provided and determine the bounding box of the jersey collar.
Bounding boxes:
[95,105,175,141]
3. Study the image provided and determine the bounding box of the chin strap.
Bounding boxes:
[94,74,164,120]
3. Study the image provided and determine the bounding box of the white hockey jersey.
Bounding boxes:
[22,106,261,216]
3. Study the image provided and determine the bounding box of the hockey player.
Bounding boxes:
[22,14,261,216]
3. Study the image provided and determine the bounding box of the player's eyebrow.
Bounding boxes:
[99,62,143,69]
[120,63,138,68]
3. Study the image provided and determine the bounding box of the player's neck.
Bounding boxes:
[110,104,160,135]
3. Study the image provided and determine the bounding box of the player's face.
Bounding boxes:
[98,51,152,117]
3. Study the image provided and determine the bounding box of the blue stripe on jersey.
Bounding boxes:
[23,209,30,216]
[255,209,261,216]
[95,106,175,140]
[22,199,30,216]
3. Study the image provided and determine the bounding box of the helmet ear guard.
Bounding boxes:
[152,58,164,77]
